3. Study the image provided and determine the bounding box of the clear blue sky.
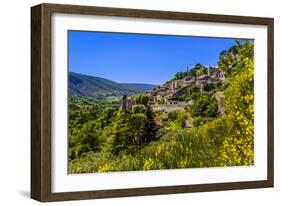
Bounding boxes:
[69,31,237,85]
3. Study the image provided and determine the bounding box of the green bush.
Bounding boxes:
[132,104,146,113]
[203,82,215,92]
[192,116,205,127]
[190,95,218,118]
[166,110,187,130]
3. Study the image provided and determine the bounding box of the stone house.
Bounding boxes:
[120,95,134,110]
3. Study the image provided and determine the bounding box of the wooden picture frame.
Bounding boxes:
[31,3,274,202]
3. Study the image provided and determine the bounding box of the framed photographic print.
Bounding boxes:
[31,3,274,202]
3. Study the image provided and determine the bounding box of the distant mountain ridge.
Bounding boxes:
[120,83,158,94]
[69,72,157,98]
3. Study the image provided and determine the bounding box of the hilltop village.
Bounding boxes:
[121,65,225,114]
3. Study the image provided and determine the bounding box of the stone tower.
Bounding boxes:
[120,95,133,110]
[121,95,127,110]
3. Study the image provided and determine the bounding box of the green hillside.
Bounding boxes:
[121,83,157,93]
[69,72,157,98]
